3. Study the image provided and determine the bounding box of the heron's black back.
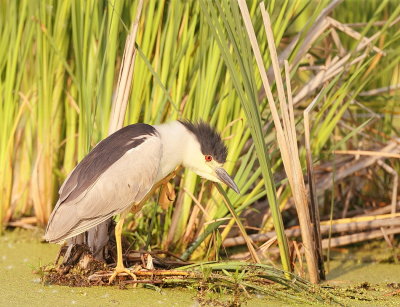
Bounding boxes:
[59,123,158,203]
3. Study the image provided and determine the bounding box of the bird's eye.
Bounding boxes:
[205,155,213,162]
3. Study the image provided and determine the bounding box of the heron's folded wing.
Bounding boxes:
[45,124,162,243]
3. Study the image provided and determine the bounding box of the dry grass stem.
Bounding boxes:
[333,150,400,159]
[376,161,398,215]
[303,90,325,280]
[330,28,346,56]
[108,0,143,134]
[182,187,209,219]
[359,84,400,96]
[326,17,385,55]
[321,227,400,249]
[291,0,344,69]
[224,216,400,248]
[322,213,400,225]
[215,184,261,264]
[260,4,319,283]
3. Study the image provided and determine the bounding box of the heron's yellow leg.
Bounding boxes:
[108,217,137,284]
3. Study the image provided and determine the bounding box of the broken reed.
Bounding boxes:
[237,0,320,283]
[1,0,400,278]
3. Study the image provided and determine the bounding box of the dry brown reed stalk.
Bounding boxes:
[108,0,144,134]
[238,0,320,283]
[262,4,319,284]
[303,91,325,280]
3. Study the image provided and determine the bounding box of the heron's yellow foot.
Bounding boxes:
[108,265,137,284]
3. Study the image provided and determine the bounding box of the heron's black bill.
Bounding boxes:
[215,168,240,194]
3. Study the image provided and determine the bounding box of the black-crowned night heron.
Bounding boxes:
[45,120,239,283]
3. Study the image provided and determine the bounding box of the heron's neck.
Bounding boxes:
[153,121,195,182]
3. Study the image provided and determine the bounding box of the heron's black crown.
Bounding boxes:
[179,120,228,163]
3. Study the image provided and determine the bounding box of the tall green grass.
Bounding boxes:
[1,0,399,280]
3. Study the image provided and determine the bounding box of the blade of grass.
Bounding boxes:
[215,183,260,263]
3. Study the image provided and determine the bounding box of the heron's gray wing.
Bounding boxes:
[45,124,162,243]
[58,124,158,203]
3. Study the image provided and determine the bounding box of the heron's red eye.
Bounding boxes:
[205,155,213,162]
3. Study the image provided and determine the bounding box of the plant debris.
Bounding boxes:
[38,248,341,305]
[40,247,194,287]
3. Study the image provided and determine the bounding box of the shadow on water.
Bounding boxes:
[326,259,370,281]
